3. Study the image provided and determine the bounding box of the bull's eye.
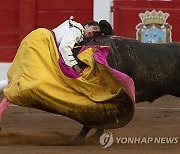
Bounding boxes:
[145,33,148,37]
[154,33,157,37]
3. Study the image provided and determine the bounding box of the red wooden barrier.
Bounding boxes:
[19,0,36,42]
[36,0,93,29]
[113,0,180,41]
[0,0,93,62]
[0,0,19,62]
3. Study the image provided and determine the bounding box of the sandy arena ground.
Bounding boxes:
[0,94,179,154]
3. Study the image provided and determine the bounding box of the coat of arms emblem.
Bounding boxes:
[136,10,172,43]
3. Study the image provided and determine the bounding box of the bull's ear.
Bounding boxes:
[99,20,114,35]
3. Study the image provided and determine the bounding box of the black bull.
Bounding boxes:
[73,36,180,140]
[85,36,180,103]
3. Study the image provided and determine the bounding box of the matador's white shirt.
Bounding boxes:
[52,19,84,67]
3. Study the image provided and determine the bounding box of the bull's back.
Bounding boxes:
[107,37,180,102]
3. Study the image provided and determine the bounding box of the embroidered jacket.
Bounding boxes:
[52,18,84,67]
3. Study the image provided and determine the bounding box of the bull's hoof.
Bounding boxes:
[73,126,91,140]
[71,133,86,141]
[92,129,104,138]
[86,129,104,144]
[69,126,92,145]
[69,135,85,145]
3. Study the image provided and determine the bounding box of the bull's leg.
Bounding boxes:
[92,129,104,138]
[0,98,9,123]
[72,125,92,141]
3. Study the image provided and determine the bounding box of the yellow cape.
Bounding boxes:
[4,28,134,129]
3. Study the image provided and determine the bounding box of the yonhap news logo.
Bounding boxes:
[99,132,114,148]
[99,132,179,148]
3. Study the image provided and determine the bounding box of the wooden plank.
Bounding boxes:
[19,0,36,42]
[114,0,180,8]
[35,0,93,29]
[37,11,93,29]
[0,34,18,46]
[0,23,18,35]
[0,8,18,21]
[0,0,18,9]
[0,0,19,62]
[0,47,17,62]
[0,9,18,34]
[37,0,93,11]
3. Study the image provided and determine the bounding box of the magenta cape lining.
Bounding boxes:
[58,46,135,103]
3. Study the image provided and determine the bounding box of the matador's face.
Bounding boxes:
[84,25,101,38]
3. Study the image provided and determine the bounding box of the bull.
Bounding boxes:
[73,35,180,140]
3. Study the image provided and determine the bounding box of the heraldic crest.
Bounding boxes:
[136,10,172,43]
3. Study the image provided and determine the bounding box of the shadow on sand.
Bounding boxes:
[0,131,99,146]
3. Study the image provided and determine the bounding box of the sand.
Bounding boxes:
[0,94,179,154]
